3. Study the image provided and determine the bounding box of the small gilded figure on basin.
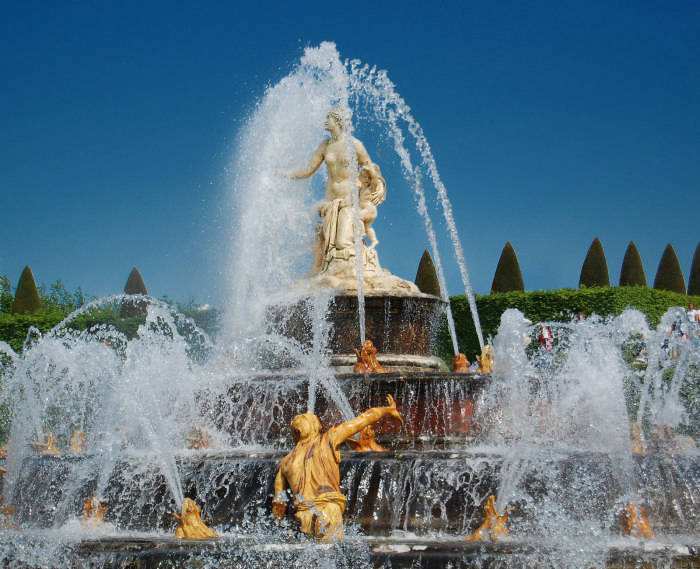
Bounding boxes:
[346,425,387,452]
[466,495,511,542]
[273,395,403,541]
[476,345,494,374]
[82,496,107,526]
[70,430,87,454]
[451,353,470,373]
[29,431,61,455]
[354,339,387,373]
[621,503,654,540]
[186,427,211,450]
[173,498,219,540]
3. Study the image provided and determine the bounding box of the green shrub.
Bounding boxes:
[437,287,700,362]
[619,241,647,287]
[654,243,686,295]
[415,250,441,297]
[688,242,700,296]
[0,275,13,314]
[491,242,525,293]
[579,237,610,288]
[12,266,42,314]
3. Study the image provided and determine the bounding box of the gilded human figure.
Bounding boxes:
[287,108,418,293]
[272,395,403,540]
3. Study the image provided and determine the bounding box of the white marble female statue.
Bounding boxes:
[286,108,418,293]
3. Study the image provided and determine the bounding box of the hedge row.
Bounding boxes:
[437,286,700,361]
[0,308,144,353]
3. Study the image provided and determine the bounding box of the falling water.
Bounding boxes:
[348,60,483,352]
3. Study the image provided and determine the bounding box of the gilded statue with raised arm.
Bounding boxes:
[273,395,403,540]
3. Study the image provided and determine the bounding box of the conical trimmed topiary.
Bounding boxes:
[688,242,700,296]
[579,237,610,288]
[619,241,647,287]
[415,250,441,297]
[12,266,43,314]
[491,242,525,293]
[120,267,149,318]
[653,244,686,295]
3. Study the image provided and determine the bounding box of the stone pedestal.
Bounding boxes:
[270,293,447,371]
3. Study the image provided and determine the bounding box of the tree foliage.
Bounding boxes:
[415,250,441,297]
[579,237,610,288]
[0,275,13,313]
[491,241,525,293]
[12,266,42,314]
[121,267,149,318]
[437,287,700,362]
[688,242,700,296]
[619,241,647,287]
[653,243,686,295]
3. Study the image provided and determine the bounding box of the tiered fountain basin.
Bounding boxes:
[2,367,699,569]
[269,293,447,371]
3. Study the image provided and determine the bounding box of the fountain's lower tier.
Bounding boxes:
[7,451,699,538]
[8,535,697,569]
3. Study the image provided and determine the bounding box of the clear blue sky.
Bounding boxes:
[2,1,698,306]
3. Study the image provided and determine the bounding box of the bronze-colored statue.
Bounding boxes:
[0,467,5,478]
[630,423,644,454]
[466,495,511,542]
[70,430,87,453]
[0,445,7,459]
[353,339,387,373]
[82,496,107,525]
[273,395,403,541]
[173,498,219,540]
[0,503,16,530]
[345,425,386,452]
[476,345,494,373]
[451,353,470,373]
[29,431,61,455]
[621,502,654,539]
[186,427,211,450]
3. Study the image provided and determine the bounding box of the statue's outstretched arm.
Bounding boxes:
[272,468,288,519]
[287,141,326,179]
[331,395,402,448]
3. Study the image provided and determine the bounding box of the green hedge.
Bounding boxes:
[438,286,700,362]
[0,308,144,353]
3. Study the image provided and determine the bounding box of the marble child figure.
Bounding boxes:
[357,163,386,249]
[273,395,403,540]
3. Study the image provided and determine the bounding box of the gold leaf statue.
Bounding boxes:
[186,427,211,450]
[621,502,654,539]
[173,498,219,540]
[273,395,403,541]
[451,353,470,373]
[353,339,387,373]
[29,431,61,455]
[82,496,107,526]
[70,430,87,454]
[0,445,8,459]
[476,345,494,373]
[466,495,511,542]
[346,425,386,452]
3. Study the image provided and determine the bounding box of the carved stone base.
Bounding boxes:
[270,293,447,371]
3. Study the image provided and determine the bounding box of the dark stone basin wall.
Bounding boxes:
[8,452,699,538]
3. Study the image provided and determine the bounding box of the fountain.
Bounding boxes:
[0,42,698,569]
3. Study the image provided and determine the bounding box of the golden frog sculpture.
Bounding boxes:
[173,498,219,540]
[466,495,511,542]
